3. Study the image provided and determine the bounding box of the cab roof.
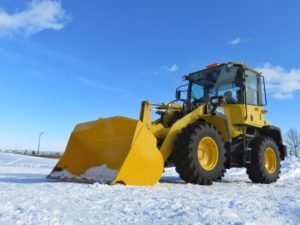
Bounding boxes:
[188,62,260,77]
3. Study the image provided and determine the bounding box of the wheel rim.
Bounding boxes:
[264,147,277,174]
[197,136,219,171]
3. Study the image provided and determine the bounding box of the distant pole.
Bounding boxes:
[37,132,44,154]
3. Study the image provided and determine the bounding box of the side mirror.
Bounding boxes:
[176,90,181,100]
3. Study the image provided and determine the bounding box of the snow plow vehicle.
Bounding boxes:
[48,62,287,186]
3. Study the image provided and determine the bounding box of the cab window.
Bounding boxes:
[245,70,259,105]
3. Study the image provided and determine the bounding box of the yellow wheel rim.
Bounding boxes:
[264,147,277,174]
[197,137,219,171]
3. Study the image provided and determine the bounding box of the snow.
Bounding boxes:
[0,152,300,225]
[48,164,118,183]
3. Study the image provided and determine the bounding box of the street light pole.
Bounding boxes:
[37,132,44,154]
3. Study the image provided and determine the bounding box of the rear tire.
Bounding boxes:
[246,136,281,183]
[173,121,226,185]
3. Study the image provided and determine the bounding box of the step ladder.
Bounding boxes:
[243,133,255,164]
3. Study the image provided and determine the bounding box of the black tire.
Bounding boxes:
[246,136,281,183]
[173,121,226,185]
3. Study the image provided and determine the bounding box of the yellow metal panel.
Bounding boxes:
[201,115,231,142]
[223,104,268,128]
[52,117,138,174]
[115,122,164,185]
[139,101,152,129]
[149,123,169,139]
[159,105,206,162]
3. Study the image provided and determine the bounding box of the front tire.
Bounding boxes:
[173,121,226,185]
[246,136,281,183]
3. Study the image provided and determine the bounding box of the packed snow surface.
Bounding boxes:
[0,152,300,225]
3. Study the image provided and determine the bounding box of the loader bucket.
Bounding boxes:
[47,116,164,186]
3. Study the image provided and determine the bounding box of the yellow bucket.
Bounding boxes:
[47,116,164,186]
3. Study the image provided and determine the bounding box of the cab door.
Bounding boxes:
[244,70,266,127]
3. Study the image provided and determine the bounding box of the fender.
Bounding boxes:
[260,125,287,160]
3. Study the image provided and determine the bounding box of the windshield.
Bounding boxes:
[189,64,242,104]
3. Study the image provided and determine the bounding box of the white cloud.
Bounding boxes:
[0,0,71,37]
[255,63,300,100]
[229,37,241,45]
[161,64,179,72]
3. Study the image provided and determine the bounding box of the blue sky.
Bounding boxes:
[1,0,300,151]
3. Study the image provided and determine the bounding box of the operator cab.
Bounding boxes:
[181,62,267,110]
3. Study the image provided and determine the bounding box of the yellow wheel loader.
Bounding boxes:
[48,62,287,185]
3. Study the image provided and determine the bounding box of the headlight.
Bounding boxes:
[206,102,215,113]
[211,98,220,104]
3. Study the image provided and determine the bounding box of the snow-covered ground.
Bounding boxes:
[0,152,299,225]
